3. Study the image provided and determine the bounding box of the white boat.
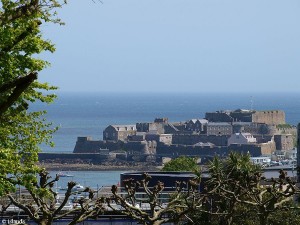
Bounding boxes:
[60,184,85,192]
[73,184,85,192]
[57,172,74,177]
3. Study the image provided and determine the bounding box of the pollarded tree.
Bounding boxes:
[5,170,105,225]
[107,173,202,225]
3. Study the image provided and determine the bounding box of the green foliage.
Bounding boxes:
[0,0,65,196]
[277,124,292,129]
[161,156,199,172]
[185,153,299,225]
[267,204,300,225]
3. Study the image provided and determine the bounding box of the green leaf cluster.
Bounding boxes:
[0,0,65,195]
[162,156,199,172]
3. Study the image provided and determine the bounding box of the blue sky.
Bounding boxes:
[40,0,300,93]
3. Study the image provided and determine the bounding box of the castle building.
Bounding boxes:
[205,109,285,125]
[103,125,136,141]
[273,134,294,150]
[185,119,208,133]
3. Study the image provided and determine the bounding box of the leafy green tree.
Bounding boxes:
[0,2,108,224]
[162,156,199,172]
[0,0,64,195]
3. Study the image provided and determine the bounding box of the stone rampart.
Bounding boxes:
[206,110,285,125]
[172,134,229,146]
[73,137,156,154]
[205,112,233,122]
[228,144,262,157]
[156,142,273,158]
[252,111,285,125]
[74,138,122,153]
[156,143,227,157]
[260,141,276,155]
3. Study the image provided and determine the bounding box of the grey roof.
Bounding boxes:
[187,119,208,124]
[111,125,136,131]
[207,122,231,126]
[233,132,253,136]
[166,123,179,132]
[232,122,252,125]
[193,142,215,147]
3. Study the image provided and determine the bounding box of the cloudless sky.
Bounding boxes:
[40,0,300,93]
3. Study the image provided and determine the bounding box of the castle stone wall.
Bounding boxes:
[156,143,227,157]
[74,138,122,153]
[274,134,294,150]
[205,112,233,122]
[252,111,285,125]
[228,144,262,157]
[172,134,229,146]
[260,141,276,155]
[73,137,156,154]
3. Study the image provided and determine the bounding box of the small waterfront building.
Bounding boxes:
[286,148,297,160]
[250,156,271,165]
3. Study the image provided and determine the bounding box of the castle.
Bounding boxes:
[70,109,296,163]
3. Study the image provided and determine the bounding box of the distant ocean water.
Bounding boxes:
[30,92,300,153]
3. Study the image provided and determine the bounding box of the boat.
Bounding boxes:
[59,184,85,192]
[57,172,74,177]
[73,184,85,192]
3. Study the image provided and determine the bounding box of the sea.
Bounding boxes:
[30,92,300,187]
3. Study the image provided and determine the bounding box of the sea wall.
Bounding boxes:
[38,153,112,163]
[73,137,156,155]
[157,143,271,158]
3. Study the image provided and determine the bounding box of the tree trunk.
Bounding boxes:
[38,216,53,225]
[259,214,268,225]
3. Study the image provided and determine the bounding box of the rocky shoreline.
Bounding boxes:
[39,161,161,171]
